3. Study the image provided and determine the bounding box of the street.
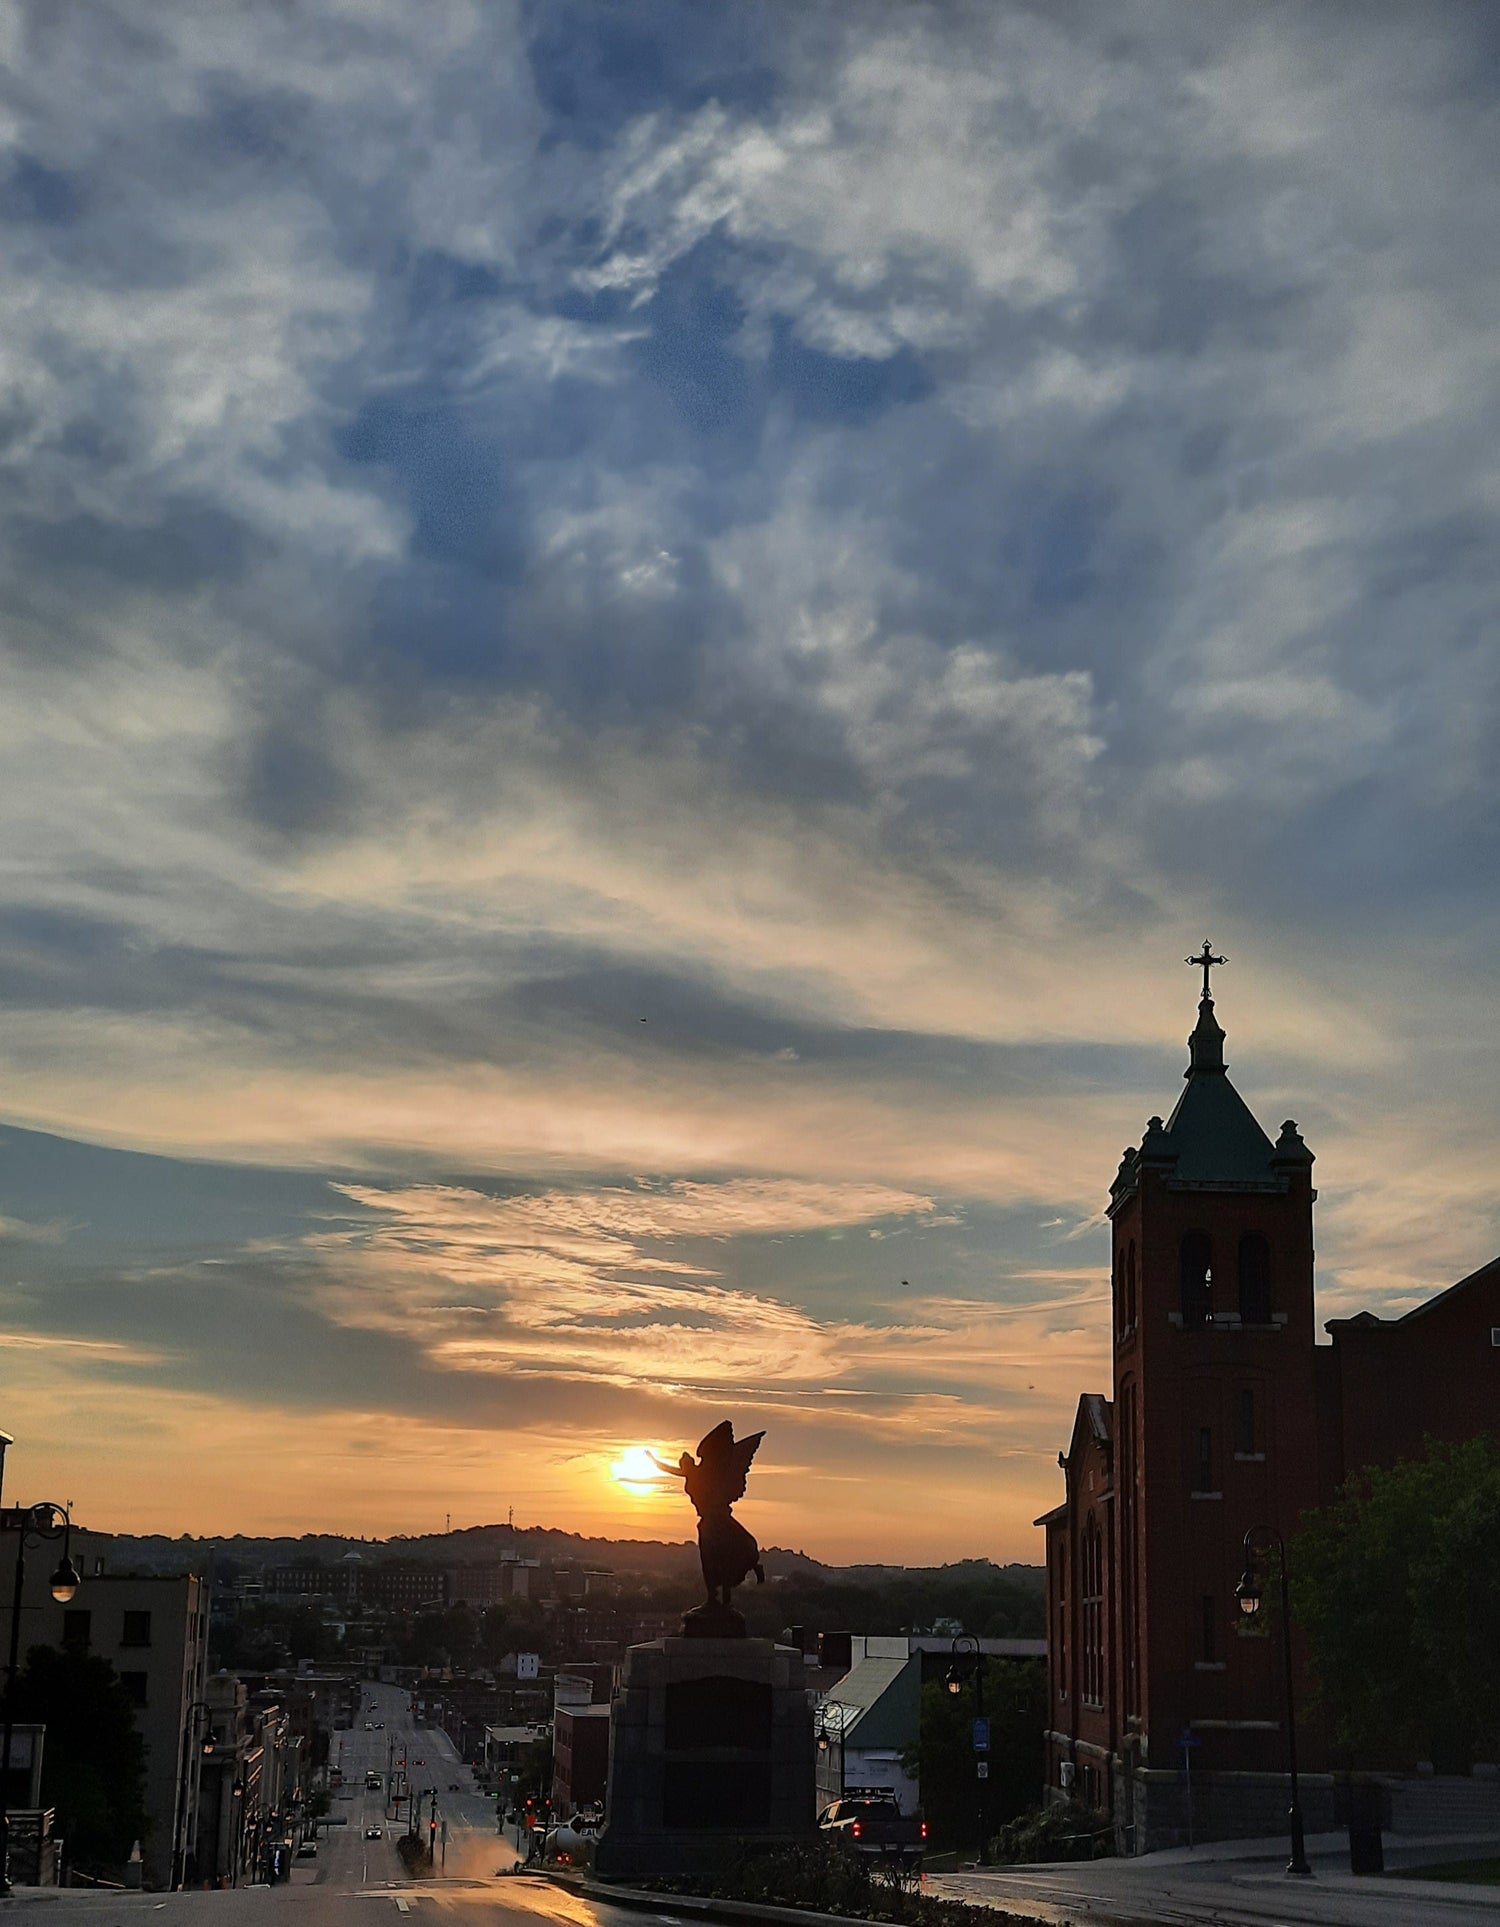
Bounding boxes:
[323,1684,523,1884]
[0,1684,645,1927]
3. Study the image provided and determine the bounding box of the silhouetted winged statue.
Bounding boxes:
[655,1422,765,1632]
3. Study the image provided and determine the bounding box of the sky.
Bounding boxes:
[0,1,1498,1564]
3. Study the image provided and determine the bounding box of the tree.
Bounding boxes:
[1290,1434,1500,1769]
[902,1662,1045,1847]
[8,1646,147,1873]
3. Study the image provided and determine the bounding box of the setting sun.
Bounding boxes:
[611,1445,671,1496]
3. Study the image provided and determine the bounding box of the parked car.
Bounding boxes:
[296,1841,317,1859]
[818,1796,926,1869]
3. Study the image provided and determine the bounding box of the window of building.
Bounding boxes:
[1238,1233,1271,1325]
[1179,1232,1213,1329]
[1081,1517,1105,1708]
[121,1610,152,1648]
[1201,1595,1217,1664]
[1197,1426,1214,1494]
[120,1671,148,1708]
[1126,1241,1137,1331]
[61,1609,90,1649]
[1056,1542,1068,1698]
[1236,1387,1256,1456]
[1120,1380,1139,1718]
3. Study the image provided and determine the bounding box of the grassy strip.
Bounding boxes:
[1392,1856,1500,1885]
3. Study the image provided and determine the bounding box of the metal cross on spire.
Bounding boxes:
[1186,940,1227,999]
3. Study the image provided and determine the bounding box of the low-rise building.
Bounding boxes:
[194,1675,302,1886]
[0,1530,209,1889]
[552,1704,609,1815]
[815,1635,1047,1817]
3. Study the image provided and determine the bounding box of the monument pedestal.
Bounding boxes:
[594,1636,814,1881]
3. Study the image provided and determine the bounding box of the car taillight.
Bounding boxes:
[920,1822,929,1840]
[851,1822,863,1839]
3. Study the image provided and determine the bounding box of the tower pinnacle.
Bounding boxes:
[1185,939,1227,999]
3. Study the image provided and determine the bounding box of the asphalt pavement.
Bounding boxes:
[930,1826,1500,1926]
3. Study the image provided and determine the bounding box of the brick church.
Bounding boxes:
[1038,950,1500,1851]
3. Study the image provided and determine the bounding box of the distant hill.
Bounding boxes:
[85,1521,1042,1594]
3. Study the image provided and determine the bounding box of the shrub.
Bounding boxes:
[644,1835,1040,1925]
[396,1833,432,1877]
[992,1800,1113,1864]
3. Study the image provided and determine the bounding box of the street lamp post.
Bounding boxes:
[945,1635,989,1867]
[0,1493,82,1896]
[171,1699,218,1890]
[1235,1526,1312,1879]
[816,1705,846,1808]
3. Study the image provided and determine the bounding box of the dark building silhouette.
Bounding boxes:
[1040,974,1500,1849]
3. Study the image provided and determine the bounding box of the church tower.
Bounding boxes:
[1104,946,1320,1842]
[1041,948,1325,1847]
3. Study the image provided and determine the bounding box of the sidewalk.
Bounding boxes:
[928,1825,1500,1927]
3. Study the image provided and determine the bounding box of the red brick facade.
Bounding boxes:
[1040,985,1500,1849]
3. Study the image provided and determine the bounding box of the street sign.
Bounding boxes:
[976,1761,989,1779]
[1176,1729,1201,1748]
[972,1717,990,1753]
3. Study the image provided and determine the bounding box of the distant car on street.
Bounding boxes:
[296,1842,317,1859]
[365,1825,383,1840]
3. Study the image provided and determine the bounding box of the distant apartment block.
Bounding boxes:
[266,1560,447,1610]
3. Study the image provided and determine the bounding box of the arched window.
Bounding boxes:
[1179,1232,1213,1329]
[1238,1233,1271,1325]
[1126,1241,1137,1331]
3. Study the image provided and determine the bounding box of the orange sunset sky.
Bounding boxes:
[2,4,1498,1563]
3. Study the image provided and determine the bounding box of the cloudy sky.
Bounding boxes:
[1,1,1497,1562]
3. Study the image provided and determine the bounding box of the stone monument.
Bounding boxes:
[593,1424,815,1880]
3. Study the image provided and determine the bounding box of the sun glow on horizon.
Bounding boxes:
[611,1444,673,1497]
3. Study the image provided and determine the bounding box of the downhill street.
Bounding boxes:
[3,1684,1498,1927]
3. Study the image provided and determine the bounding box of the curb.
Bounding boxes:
[546,1870,1080,1927]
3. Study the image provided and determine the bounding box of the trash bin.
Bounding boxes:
[1348,1823,1383,1875]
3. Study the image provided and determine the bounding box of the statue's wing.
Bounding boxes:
[695,1420,736,1467]
[693,1422,763,1504]
[726,1430,764,1505]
